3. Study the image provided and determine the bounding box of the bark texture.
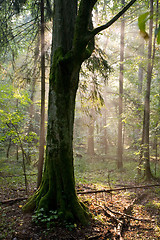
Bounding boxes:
[87,117,95,156]
[117,0,125,170]
[37,0,46,188]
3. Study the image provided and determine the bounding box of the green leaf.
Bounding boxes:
[157,31,160,44]
[155,24,160,44]
[138,12,150,40]
[138,12,149,32]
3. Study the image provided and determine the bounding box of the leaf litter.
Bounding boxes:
[1,183,160,239]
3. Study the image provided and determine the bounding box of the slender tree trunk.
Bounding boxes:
[87,122,95,155]
[37,0,46,188]
[153,122,158,176]
[117,0,125,170]
[27,39,39,164]
[152,0,159,153]
[143,0,153,180]
[138,39,144,94]
[27,76,37,164]
[103,87,108,154]
[138,112,145,176]
[103,109,108,154]
[137,39,144,176]
[16,144,19,161]
[87,110,95,156]
[6,137,11,158]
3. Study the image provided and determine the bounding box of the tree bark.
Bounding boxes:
[137,39,144,176]
[143,0,154,180]
[37,0,46,188]
[117,0,125,170]
[103,110,108,154]
[87,110,95,156]
[138,39,144,94]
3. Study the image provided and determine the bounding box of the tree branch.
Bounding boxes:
[1,197,28,204]
[104,204,154,222]
[89,0,137,40]
[77,184,160,195]
[73,0,97,56]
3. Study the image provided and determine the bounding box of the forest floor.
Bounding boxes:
[1,151,160,239]
[1,182,160,240]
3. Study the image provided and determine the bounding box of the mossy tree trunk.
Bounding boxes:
[23,0,137,225]
[23,0,97,225]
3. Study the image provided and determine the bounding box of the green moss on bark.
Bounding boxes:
[23,37,90,226]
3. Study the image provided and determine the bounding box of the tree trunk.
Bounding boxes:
[137,39,144,176]
[103,88,108,154]
[87,111,95,156]
[143,0,154,180]
[6,137,11,158]
[117,0,125,170]
[138,39,144,94]
[23,0,137,224]
[23,0,94,225]
[36,59,88,223]
[103,110,108,154]
[27,37,40,165]
[37,0,46,188]
[24,48,89,224]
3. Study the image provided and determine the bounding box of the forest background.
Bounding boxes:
[0,0,160,239]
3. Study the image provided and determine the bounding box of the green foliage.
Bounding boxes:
[64,222,77,231]
[138,12,149,32]
[32,208,77,230]
[145,200,160,212]
[0,80,39,161]
[138,11,160,44]
[0,83,29,128]
[74,148,142,185]
[155,23,160,44]
[32,208,59,229]
[13,0,28,13]
[138,12,150,40]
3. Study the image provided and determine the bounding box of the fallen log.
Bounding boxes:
[77,184,160,195]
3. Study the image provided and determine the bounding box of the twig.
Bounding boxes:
[104,205,154,222]
[0,173,37,178]
[77,184,160,195]
[0,197,28,204]
[87,233,103,239]
[98,204,124,239]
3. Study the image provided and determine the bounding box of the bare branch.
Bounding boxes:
[104,204,154,222]
[89,0,137,40]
